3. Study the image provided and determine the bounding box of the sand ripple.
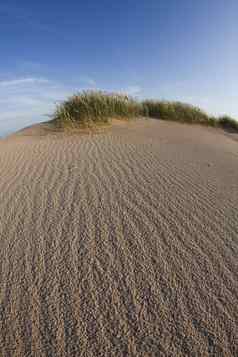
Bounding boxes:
[0,119,238,356]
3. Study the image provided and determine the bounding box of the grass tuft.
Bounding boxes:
[217,115,238,132]
[53,91,144,128]
[141,100,238,132]
[142,100,215,125]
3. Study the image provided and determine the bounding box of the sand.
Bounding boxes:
[0,118,238,356]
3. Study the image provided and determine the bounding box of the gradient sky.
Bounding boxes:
[0,0,238,136]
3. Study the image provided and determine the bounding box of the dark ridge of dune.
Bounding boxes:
[0,118,238,356]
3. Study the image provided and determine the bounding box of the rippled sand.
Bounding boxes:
[0,119,238,356]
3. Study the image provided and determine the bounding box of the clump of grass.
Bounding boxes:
[142,100,238,132]
[142,100,215,125]
[217,115,238,132]
[53,91,144,128]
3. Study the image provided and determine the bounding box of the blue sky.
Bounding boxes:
[0,0,238,135]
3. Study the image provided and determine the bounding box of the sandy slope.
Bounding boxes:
[0,118,238,356]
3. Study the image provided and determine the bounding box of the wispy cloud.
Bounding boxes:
[0,76,73,136]
[0,77,50,87]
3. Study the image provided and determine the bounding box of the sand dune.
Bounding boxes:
[0,118,238,356]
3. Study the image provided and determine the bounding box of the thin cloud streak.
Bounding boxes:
[0,77,74,136]
[0,77,50,87]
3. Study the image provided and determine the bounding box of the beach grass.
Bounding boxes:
[53,91,144,128]
[142,100,216,126]
[52,90,238,132]
[217,115,238,132]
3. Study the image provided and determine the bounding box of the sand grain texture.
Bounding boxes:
[0,119,238,356]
